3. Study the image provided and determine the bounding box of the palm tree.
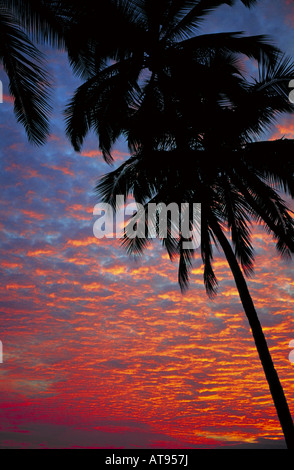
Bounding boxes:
[32,0,293,447]
[94,44,294,447]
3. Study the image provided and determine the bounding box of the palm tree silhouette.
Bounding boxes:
[65,2,294,447]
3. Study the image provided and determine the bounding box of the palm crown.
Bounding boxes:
[64,1,277,157]
[85,3,294,296]
[84,1,294,447]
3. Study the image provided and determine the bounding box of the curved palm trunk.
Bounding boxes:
[210,218,294,449]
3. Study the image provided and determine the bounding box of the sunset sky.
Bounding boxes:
[0,0,294,449]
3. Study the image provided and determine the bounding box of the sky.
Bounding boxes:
[0,0,294,449]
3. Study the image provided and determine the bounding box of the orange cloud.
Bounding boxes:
[21,210,46,221]
[5,162,43,179]
[26,248,55,257]
[270,117,294,140]
[6,283,36,290]
[82,283,104,291]
[80,149,103,158]
[102,265,128,275]
[66,237,96,247]
[1,261,22,269]
[81,148,129,161]
[42,163,74,176]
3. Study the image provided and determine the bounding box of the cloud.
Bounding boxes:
[270,115,294,140]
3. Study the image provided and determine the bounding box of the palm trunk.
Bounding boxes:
[210,218,294,449]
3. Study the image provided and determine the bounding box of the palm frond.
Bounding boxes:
[232,159,294,258]
[166,1,235,40]
[201,204,218,297]
[3,0,68,47]
[121,202,150,255]
[64,75,95,153]
[209,55,294,144]
[256,53,294,101]
[166,0,260,41]
[243,140,294,197]
[178,32,279,65]
[63,1,145,78]
[178,239,194,292]
[64,58,142,160]
[217,175,255,276]
[95,156,139,207]
[239,0,259,6]
[0,10,51,145]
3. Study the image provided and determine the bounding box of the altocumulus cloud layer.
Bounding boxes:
[0,0,293,449]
